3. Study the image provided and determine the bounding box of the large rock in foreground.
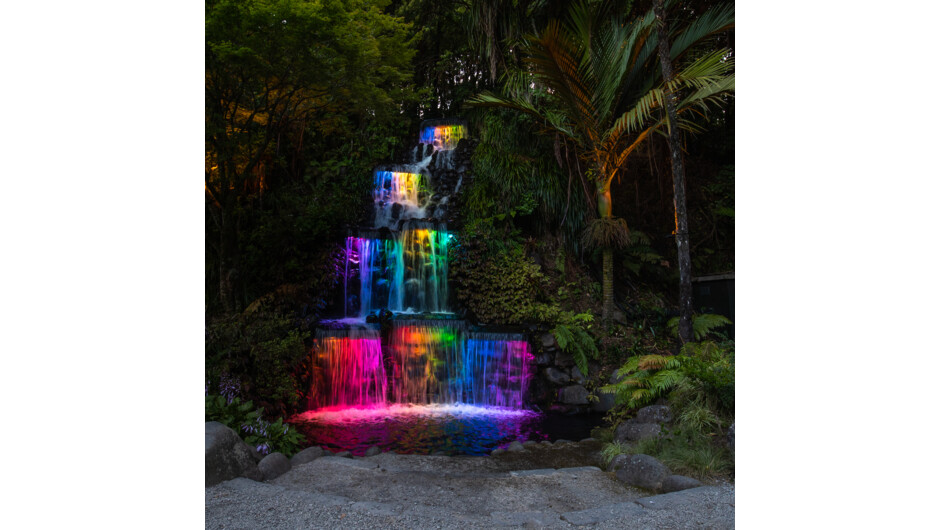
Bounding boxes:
[614,454,671,491]
[206,422,262,486]
[259,452,291,481]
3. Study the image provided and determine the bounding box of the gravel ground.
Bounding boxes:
[206,445,734,529]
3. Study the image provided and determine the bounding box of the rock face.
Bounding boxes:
[205,422,262,486]
[544,367,570,385]
[290,446,324,467]
[635,405,673,424]
[258,452,291,481]
[661,474,703,493]
[558,385,589,405]
[570,366,585,384]
[540,333,557,349]
[614,454,671,491]
[592,391,617,413]
[614,421,663,443]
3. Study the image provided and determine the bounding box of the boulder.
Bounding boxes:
[570,366,585,384]
[290,446,324,467]
[522,440,540,449]
[614,454,671,491]
[635,405,673,424]
[661,475,703,493]
[335,451,353,458]
[607,454,629,472]
[258,452,291,481]
[507,441,526,452]
[614,421,663,443]
[558,385,589,405]
[205,422,262,486]
[364,446,383,457]
[491,448,506,456]
[535,352,553,366]
[544,367,570,385]
[540,333,557,349]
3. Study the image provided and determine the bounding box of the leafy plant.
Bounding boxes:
[450,239,546,325]
[600,440,630,467]
[205,393,260,428]
[242,416,306,457]
[552,311,599,376]
[601,354,686,410]
[667,313,732,341]
[205,393,306,457]
[206,308,310,417]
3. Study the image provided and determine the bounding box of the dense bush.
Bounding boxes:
[205,308,310,417]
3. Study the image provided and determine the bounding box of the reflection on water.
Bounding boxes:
[290,404,603,456]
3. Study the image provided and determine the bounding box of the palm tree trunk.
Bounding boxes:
[598,183,614,323]
[655,0,694,344]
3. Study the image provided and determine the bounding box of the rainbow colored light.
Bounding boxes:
[311,324,533,410]
[419,124,466,151]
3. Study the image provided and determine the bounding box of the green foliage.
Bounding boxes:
[205,393,305,457]
[465,110,588,252]
[635,428,733,479]
[600,440,630,467]
[205,0,418,313]
[676,340,735,415]
[205,393,260,429]
[242,416,307,457]
[450,232,546,325]
[552,311,599,376]
[621,230,665,278]
[667,313,732,341]
[590,426,614,443]
[206,308,310,417]
[600,354,686,410]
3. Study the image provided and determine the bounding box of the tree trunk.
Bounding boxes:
[655,0,694,345]
[598,183,614,323]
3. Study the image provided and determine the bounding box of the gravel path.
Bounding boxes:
[206,448,734,529]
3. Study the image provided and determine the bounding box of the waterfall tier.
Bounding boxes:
[311,322,533,410]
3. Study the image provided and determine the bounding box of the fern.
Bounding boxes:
[667,313,733,341]
[600,353,688,410]
[551,311,599,376]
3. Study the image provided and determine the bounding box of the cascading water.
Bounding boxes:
[311,328,388,410]
[297,119,561,455]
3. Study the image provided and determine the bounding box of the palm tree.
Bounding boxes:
[467,0,734,323]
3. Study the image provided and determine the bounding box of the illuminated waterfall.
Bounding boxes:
[312,329,388,409]
[373,171,427,228]
[419,123,467,151]
[312,118,534,413]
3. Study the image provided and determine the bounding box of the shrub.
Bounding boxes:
[552,311,599,376]
[206,308,310,417]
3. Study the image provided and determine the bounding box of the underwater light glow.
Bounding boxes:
[419,124,466,151]
[295,403,537,424]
